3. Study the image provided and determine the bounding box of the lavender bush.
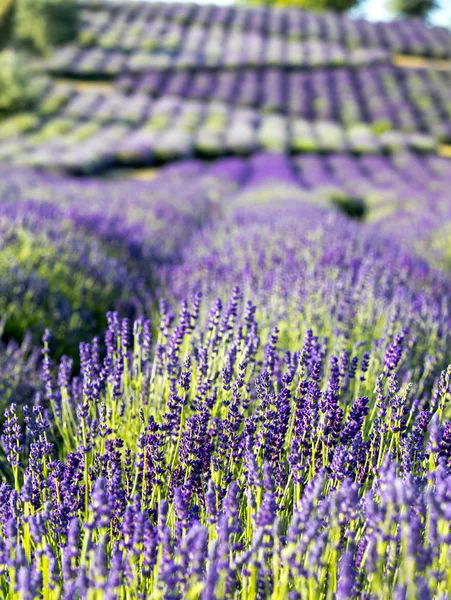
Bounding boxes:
[1,278,451,598]
[0,199,145,358]
[1,172,451,597]
[0,162,236,360]
[1,92,441,173]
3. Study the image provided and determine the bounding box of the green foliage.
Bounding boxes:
[28,117,73,143]
[386,0,438,20]
[0,51,37,115]
[0,112,38,136]
[425,224,451,271]
[15,0,79,54]
[245,0,360,12]
[329,192,367,219]
[371,118,393,135]
[0,0,15,50]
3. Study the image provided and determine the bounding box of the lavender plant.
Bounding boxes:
[0,199,146,359]
[0,163,232,359]
[1,185,451,597]
[1,284,450,598]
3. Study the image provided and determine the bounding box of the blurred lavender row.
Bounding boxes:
[0,149,449,359]
[0,161,237,362]
[76,0,451,58]
[117,65,451,141]
[40,40,391,74]
[0,92,441,173]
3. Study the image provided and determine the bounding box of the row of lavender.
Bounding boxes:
[4,150,451,204]
[116,65,451,142]
[40,41,390,75]
[76,0,451,58]
[28,64,451,139]
[0,161,231,364]
[0,151,449,365]
[0,94,438,173]
[2,154,451,596]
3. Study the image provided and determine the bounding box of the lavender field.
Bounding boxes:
[1,0,451,598]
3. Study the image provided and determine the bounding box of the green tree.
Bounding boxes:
[386,0,438,20]
[0,51,36,114]
[15,0,79,55]
[246,0,361,11]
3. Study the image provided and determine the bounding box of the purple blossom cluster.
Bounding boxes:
[165,167,451,379]
[0,143,451,600]
[1,153,451,598]
[0,157,450,599]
